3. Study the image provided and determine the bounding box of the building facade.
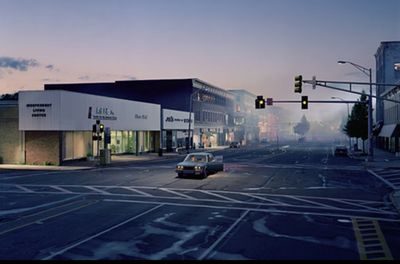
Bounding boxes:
[375,41,400,152]
[229,89,260,145]
[1,90,162,165]
[0,99,24,164]
[45,78,235,151]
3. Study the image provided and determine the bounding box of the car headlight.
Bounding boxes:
[177,165,183,170]
[194,166,202,171]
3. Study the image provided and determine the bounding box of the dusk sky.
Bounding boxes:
[1,0,399,122]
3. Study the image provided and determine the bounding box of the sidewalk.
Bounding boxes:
[0,146,228,171]
[350,148,400,213]
[351,148,400,169]
[0,152,180,171]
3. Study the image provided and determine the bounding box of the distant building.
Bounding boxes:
[375,41,400,152]
[229,89,260,145]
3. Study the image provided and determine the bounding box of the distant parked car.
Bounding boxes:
[175,152,224,178]
[229,141,240,148]
[334,145,348,156]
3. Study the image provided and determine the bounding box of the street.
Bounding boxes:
[0,142,399,260]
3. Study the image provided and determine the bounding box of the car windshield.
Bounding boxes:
[184,154,207,162]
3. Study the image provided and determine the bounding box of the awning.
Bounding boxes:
[378,124,400,138]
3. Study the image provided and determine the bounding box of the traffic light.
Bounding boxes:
[294,75,303,93]
[99,123,104,133]
[301,96,308,109]
[255,96,265,109]
[259,98,265,108]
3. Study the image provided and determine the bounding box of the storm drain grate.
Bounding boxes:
[352,218,393,260]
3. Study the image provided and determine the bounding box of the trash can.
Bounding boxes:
[100,149,111,165]
[158,148,163,157]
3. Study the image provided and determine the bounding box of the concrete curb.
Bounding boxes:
[0,148,229,171]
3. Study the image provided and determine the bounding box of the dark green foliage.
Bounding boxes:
[343,91,368,152]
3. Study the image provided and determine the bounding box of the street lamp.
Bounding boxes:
[331,96,351,150]
[338,60,373,160]
[187,90,201,153]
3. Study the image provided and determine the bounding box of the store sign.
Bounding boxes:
[88,106,117,121]
[163,109,193,130]
[19,90,160,131]
[27,103,52,118]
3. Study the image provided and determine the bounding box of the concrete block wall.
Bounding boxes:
[25,131,61,165]
[0,105,24,164]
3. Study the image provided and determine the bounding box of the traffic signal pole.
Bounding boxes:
[272,100,362,104]
[302,78,400,161]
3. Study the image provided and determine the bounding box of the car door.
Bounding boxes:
[207,154,216,172]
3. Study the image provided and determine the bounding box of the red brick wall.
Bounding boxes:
[25,131,61,165]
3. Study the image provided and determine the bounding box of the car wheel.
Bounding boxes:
[178,173,183,178]
[203,169,208,178]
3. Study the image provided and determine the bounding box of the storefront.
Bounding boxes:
[162,109,193,151]
[19,90,160,165]
[377,124,400,153]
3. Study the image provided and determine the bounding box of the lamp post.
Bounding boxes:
[187,90,199,154]
[332,96,351,150]
[338,60,373,160]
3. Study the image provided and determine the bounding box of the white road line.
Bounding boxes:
[120,187,153,197]
[4,188,394,216]
[368,170,397,189]
[0,195,84,217]
[198,190,241,202]
[241,193,290,205]
[103,199,400,223]
[50,185,73,193]
[84,186,112,195]
[158,188,196,200]
[241,192,387,205]
[0,171,75,180]
[286,196,338,209]
[4,184,390,207]
[326,198,391,213]
[42,204,165,260]
[15,185,35,193]
[380,173,400,177]
[198,210,250,260]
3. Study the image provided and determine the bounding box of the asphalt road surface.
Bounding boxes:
[0,141,399,260]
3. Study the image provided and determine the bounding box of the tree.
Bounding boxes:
[343,91,368,153]
[0,93,18,100]
[294,115,310,137]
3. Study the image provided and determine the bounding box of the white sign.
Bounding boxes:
[19,90,160,131]
[163,109,193,130]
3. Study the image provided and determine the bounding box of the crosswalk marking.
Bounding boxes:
[368,170,398,189]
[1,183,398,222]
[352,218,393,260]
